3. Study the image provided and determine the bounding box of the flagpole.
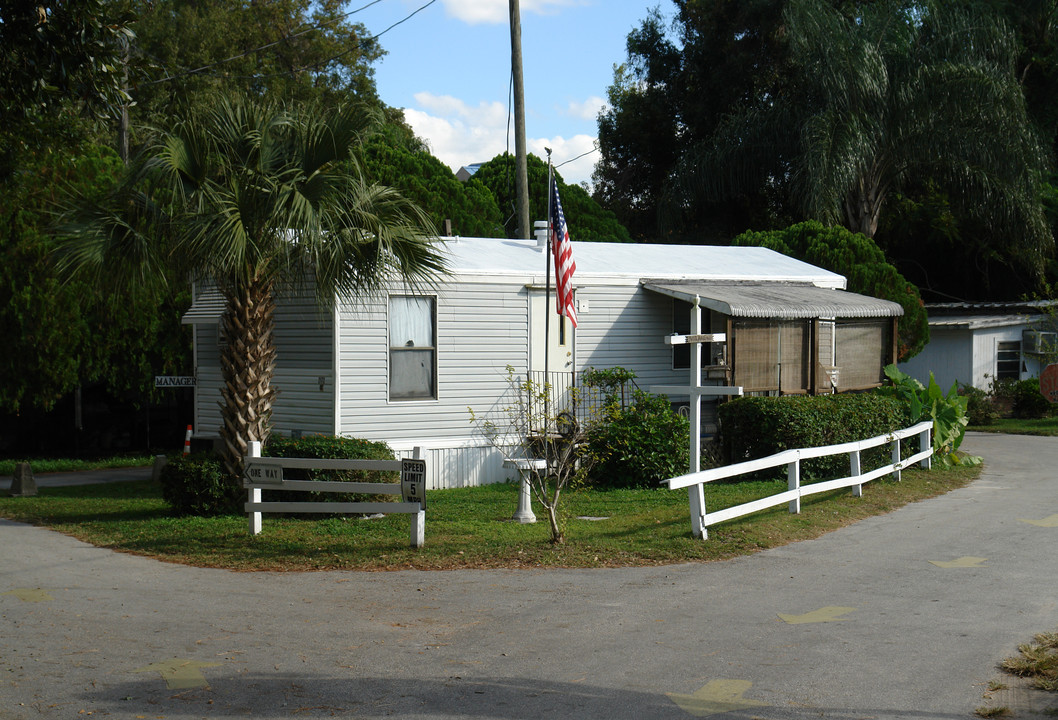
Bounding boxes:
[544,149,554,442]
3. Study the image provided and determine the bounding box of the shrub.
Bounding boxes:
[264,435,398,507]
[159,453,241,516]
[717,393,908,480]
[878,365,978,466]
[586,389,689,489]
[961,384,999,425]
[1010,378,1052,419]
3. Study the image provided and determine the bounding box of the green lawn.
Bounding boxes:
[968,417,1058,437]
[0,463,980,571]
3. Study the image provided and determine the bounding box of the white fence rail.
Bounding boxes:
[667,421,933,539]
[243,442,427,547]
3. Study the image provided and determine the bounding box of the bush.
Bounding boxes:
[586,389,689,488]
[1010,378,1052,419]
[878,365,978,467]
[717,393,908,480]
[961,384,998,425]
[159,453,241,516]
[264,435,397,506]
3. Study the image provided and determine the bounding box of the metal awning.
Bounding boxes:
[181,285,226,324]
[643,281,904,319]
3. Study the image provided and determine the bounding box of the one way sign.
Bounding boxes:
[242,462,283,486]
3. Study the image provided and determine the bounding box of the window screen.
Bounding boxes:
[389,296,436,400]
[835,320,889,390]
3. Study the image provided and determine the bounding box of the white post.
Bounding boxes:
[850,449,863,497]
[919,425,932,469]
[248,440,262,536]
[892,436,902,481]
[410,510,425,548]
[688,483,707,539]
[410,446,426,547]
[787,458,801,514]
[690,296,703,473]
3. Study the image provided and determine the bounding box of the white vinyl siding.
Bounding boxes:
[190,290,334,440]
[338,282,528,446]
[269,295,334,437]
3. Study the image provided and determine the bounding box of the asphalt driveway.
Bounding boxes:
[1,432,1057,719]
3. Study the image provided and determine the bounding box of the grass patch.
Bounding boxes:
[968,417,1058,437]
[1001,630,1058,692]
[975,706,1012,718]
[0,455,152,476]
[0,462,981,571]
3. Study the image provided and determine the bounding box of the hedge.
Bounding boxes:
[717,393,909,481]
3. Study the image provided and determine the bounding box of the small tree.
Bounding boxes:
[470,366,606,544]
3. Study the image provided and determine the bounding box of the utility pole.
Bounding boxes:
[509,0,530,240]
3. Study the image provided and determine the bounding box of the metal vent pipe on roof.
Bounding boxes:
[534,220,548,248]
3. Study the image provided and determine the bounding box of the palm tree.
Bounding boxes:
[680,0,1051,277]
[56,95,447,476]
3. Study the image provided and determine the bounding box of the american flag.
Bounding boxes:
[550,176,577,327]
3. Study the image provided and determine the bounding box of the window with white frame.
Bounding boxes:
[389,295,437,400]
[996,340,1021,380]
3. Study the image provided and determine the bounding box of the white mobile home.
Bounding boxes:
[183,234,903,489]
[898,301,1057,391]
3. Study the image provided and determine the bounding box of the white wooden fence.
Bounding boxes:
[667,421,933,539]
[243,442,427,547]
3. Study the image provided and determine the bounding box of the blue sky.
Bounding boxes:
[354,0,666,188]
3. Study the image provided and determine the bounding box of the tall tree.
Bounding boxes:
[594,0,793,241]
[680,0,1050,293]
[363,117,505,238]
[56,95,446,476]
[733,221,929,360]
[129,0,382,129]
[473,153,631,243]
[0,141,189,415]
[0,0,134,124]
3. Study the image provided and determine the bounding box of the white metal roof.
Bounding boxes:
[928,314,1036,330]
[439,236,847,288]
[644,281,904,319]
[182,237,856,323]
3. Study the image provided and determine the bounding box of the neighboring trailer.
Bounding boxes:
[184,235,903,489]
[898,301,1058,391]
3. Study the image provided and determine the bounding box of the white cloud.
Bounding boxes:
[412,92,507,126]
[565,95,608,121]
[402,99,599,189]
[441,0,583,25]
[529,135,598,188]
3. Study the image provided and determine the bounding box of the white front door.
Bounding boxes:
[530,289,574,375]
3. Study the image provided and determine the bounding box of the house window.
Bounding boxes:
[389,295,436,400]
[834,320,889,390]
[996,340,1021,380]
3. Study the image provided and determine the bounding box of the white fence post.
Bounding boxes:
[919,425,932,469]
[850,449,862,497]
[688,484,708,539]
[248,440,262,536]
[892,435,902,482]
[410,447,425,548]
[787,457,801,514]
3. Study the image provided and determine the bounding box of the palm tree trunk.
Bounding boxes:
[843,172,887,238]
[219,279,277,478]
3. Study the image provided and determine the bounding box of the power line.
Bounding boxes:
[554,142,599,170]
